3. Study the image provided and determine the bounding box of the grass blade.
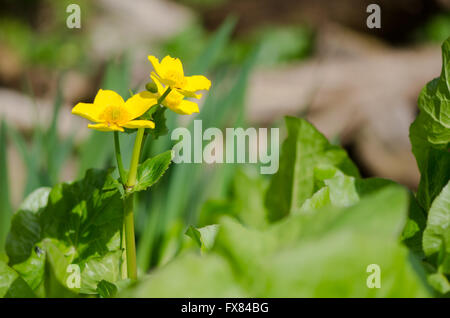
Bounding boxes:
[0,120,12,252]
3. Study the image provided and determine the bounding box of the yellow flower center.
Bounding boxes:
[100,105,129,125]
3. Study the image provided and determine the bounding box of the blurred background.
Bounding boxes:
[0,0,449,271]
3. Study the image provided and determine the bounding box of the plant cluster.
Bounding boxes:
[0,35,449,298]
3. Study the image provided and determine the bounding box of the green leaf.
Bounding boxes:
[255,232,429,297]
[265,117,359,222]
[401,192,427,257]
[427,272,450,295]
[185,225,219,252]
[120,253,246,298]
[298,165,359,215]
[141,105,169,140]
[6,187,51,265]
[131,151,173,193]
[80,251,122,294]
[6,169,123,296]
[271,185,409,246]
[410,38,450,211]
[213,186,430,297]
[11,244,45,291]
[40,239,78,298]
[96,280,118,298]
[39,169,122,261]
[0,260,35,298]
[230,169,269,229]
[423,181,450,274]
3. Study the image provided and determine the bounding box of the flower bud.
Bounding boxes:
[145,82,158,93]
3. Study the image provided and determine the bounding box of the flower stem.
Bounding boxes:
[119,87,171,280]
[127,128,145,188]
[123,194,137,280]
[123,127,145,280]
[113,132,128,279]
[158,87,171,104]
[114,132,127,184]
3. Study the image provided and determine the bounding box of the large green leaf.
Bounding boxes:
[5,169,123,296]
[229,169,269,229]
[423,181,450,274]
[213,186,430,297]
[0,260,35,298]
[39,238,78,298]
[39,169,122,262]
[6,187,51,265]
[80,250,122,294]
[410,38,450,211]
[253,232,429,297]
[121,253,246,298]
[127,186,430,297]
[265,117,359,222]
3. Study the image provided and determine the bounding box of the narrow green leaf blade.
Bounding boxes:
[0,120,12,252]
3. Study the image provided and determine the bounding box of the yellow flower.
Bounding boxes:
[148,55,211,98]
[151,75,199,115]
[72,89,157,132]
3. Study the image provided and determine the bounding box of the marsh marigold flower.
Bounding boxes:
[147,55,211,115]
[151,75,200,115]
[72,89,157,132]
[148,55,211,98]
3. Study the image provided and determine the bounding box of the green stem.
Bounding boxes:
[127,128,145,188]
[114,132,127,184]
[137,87,171,156]
[123,194,137,280]
[158,87,171,104]
[120,87,172,280]
[114,131,128,279]
[123,128,145,280]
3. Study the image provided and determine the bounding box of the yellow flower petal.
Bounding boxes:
[177,90,202,99]
[151,74,165,94]
[94,89,125,108]
[88,123,124,132]
[160,55,184,77]
[124,91,158,119]
[171,99,200,115]
[72,102,103,122]
[148,55,163,76]
[122,120,155,129]
[184,75,211,92]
